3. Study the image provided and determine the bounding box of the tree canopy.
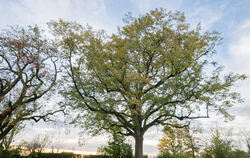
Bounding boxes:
[49,8,246,158]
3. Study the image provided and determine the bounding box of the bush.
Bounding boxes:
[157,152,190,158]
[25,152,84,158]
[0,148,22,158]
[98,136,133,158]
[230,150,250,158]
[83,155,110,158]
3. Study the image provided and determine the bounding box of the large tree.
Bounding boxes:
[0,26,60,142]
[50,9,245,158]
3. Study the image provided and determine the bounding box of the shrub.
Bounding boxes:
[0,148,22,158]
[158,152,190,158]
[98,136,133,158]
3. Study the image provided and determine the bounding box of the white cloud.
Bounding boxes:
[1,0,117,34]
[219,18,250,132]
[226,19,250,90]
[188,6,222,30]
[129,0,224,31]
[228,20,250,60]
[186,2,228,31]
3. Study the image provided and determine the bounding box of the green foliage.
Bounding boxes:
[98,136,133,158]
[38,152,79,158]
[230,150,250,158]
[50,8,245,136]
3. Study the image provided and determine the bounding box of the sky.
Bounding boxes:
[1,0,250,156]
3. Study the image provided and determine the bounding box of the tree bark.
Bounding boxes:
[0,124,14,140]
[135,133,144,158]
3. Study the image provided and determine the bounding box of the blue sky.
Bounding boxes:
[1,0,250,156]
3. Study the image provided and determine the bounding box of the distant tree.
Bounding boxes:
[243,131,250,154]
[21,134,51,158]
[158,123,200,158]
[238,130,250,154]
[202,128,234,158]
[185,125,202,158]
[0,26,61,142]
[49,8,246,158]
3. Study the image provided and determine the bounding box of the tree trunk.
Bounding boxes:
[0,124,14,140]
[135,133,144,158]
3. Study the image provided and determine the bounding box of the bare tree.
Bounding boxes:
[239,130,250,154]
[21,134,51,157]
[0,25,61,141]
